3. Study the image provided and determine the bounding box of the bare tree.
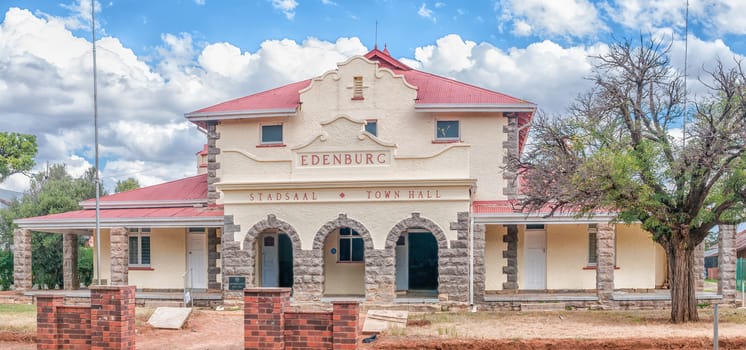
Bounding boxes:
[515,38,746,323]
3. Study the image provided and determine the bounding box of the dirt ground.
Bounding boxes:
[2,307,746,349]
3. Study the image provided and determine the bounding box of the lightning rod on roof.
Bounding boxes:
[375,20,378,50]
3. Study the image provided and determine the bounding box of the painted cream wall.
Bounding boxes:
[94,228,112,284]
[323,230,365,295]
[93,228,187,289]
[228,201,468,250]
[214,56,510,202]
[655,243,667,287]
[546,224,596,289]
[615,224,657,289]
[129,228,187,289]
[484,225,507,290]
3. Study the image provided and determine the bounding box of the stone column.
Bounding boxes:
[207,228,221,290]
[13,228,32,291]
[472,223,486,303]
[364,248,395,303]
[595,223,615,306]
[63,233,80,290]
[109,227,129,286]
[502,225,519,290]
[440,212,470,303]
[206,121,221,206]
[220,215,249,298]
[502,113,519,199]
[694,242,705,292]
[293,249,324,302]
[718,224,737,303]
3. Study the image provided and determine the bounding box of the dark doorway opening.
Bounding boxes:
[408,232,438,290]
[278,233,293,288]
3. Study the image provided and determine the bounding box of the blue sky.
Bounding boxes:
[0,0,745,192]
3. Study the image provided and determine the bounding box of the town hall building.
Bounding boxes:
[13,48,739,308]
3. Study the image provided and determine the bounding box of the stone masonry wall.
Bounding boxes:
[718,224,737,303]
[62,233,79,290]
[207,121,221,205]
[221,215,247,298]
[109,227,128,286]
[595,224,615,306]
[244,288,359,350]
[207,228,221,290]
[502,113,519,199]
[36,286,136,350]
[502,225,518,290]
[694,242,704,292]
[13,228,32,291]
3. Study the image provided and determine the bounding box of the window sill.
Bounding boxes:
[336,261,364,264]
[128,266,154,271]
[351,96,365,101]
[432,139,460,144]
[256,143,286,148]
[582,266,620,270]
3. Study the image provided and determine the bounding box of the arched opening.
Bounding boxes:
[395,230,439,294]
[323,226,365,296]
[257,231,294,288]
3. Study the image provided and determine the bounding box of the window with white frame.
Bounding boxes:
[261,124,283,144]
[128,228,151,266]
[588,225,598,265]
[435,120,459,141]
[338,227,364,262]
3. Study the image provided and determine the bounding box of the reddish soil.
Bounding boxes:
[366,337,746,350]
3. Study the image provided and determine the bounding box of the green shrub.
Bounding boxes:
[0,249,12,290]
[78,246,93,286]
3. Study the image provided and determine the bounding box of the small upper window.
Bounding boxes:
[352,76,364,100]
[365,120,377,136]
[338,227,364,262]
[588,225,598,265]
[261,124,283,144]
[435,120,459,141]
[128,228,151,267]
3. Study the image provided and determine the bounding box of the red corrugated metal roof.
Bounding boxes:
[190,80,310,114]
[186,48,534,115]
[80,174,208,206]
[18,206,224,222]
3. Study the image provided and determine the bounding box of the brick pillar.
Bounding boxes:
[595,224,615,306]
[718,224,737,303]
[109,227,128,286]
[63,233,80,290]
[13,228,32,291]
[332,301,360,350]
[694,242,705,292]
[90,286,136,350]
[244,288,290,350]
[36,295,64,350]
[502,225,518,290]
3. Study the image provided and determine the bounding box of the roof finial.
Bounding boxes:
[374,20,378,50]
[383,43,390,55]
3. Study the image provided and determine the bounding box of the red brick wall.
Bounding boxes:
[56,306,91,349]
[244,288,360,350]
[35,286,136,350]
[284,311,333,349]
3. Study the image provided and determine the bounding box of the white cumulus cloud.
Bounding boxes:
[496,0,605,39]
[271,0,299,20]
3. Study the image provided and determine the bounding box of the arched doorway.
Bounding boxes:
[245,215,301,288]
[386,213,448,298]
[312,214,374,297]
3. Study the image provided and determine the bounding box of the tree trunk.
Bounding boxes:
[666,232,698,323]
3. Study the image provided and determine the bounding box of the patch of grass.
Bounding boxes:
[387,326,407,336]
[0,303,36,333]
[437,326,458,337]
[135,307,155,327]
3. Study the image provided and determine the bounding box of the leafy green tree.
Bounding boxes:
[515,38,746,323]
[0,164,102,289]
[0,132,37,184]
[115,177,140,193]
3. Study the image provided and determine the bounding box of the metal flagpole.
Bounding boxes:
[91,0,102,285]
